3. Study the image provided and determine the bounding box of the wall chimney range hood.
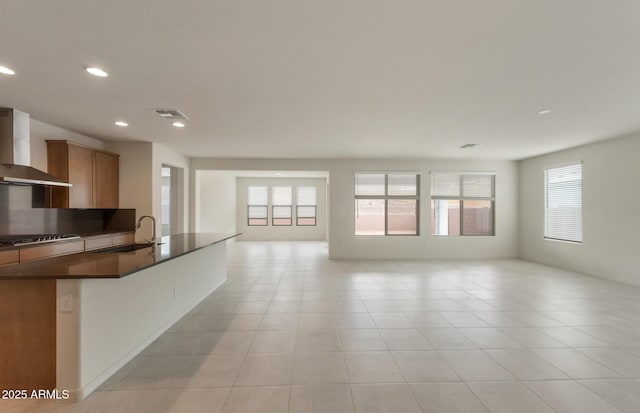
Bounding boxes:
[0,108,72,187]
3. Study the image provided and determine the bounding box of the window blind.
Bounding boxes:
[272,186,292,205]
[297,187,317,205]
[388,174,417,196]
[355,174,385,196]
[248,186,268,205]
[431,174,460,197]
[463,175,493,198]
[544,163,582,242]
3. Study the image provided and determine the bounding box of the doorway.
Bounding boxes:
[161,165,181,236]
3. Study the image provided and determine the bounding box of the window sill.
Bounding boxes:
[544,237,582,244]
[430,235,496,237]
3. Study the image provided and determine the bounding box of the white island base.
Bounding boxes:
[56,241,228,400]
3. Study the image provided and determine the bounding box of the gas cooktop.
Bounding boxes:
[0,234,81,246]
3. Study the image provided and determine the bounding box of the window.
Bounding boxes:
[431,173,495,236]
[297,187,317,226]
[354,173,419,236]
[544,163,582,242]
[247,186,268,226]
[272,186,292,226]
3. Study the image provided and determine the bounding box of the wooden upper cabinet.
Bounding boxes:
[47,140,119,208]
[68,144,95,208]
[95,151,119,208]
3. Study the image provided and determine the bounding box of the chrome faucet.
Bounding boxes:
[136,215,157,245]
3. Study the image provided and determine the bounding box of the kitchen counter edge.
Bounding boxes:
[0,232,241,280]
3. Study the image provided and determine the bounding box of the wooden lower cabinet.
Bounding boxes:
[0,279,56,392]
[84,234,113,251]
[85,232,134,250]
[19,240,85,262]
[0,250,19,266]
[1,232,135,263]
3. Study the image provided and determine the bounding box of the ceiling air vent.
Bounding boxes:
[152,109,188,120]
[460,143,480,149]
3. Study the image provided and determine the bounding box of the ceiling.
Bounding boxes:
[1,0,639,160]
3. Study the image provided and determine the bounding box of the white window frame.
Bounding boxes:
[272,186,293,226]
[430,172,496,236]
[247,186,268,226]
[354,173,420,236]
[296,186,317,226]
[544,162,583,243]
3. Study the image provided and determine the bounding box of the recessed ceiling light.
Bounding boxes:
[114,121,128,127]
[0,65,16,75]
[85,66,108,77]
[172,122,185,128]
[538,109,552,115]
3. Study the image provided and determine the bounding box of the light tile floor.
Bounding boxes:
[6,241,640,412]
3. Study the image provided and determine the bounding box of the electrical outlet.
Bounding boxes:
[60,294,74,313]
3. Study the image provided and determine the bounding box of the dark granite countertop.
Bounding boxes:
[0,233,240,280]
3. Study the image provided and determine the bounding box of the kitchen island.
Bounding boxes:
[0,233,239,400]
[0,232,239,279]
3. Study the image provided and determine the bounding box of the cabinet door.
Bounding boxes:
[68,145,95,208]
[95,152,119,208]
[46,140,71,208]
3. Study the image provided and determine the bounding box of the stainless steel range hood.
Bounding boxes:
[0,108,72,187]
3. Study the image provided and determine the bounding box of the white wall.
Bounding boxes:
[191,158,519,259]
[105,142,154,241]
[195,171,237,234]
[236,177,327,241]
[519,132,640,286]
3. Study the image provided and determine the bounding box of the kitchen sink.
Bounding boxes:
[96,243,156,253]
